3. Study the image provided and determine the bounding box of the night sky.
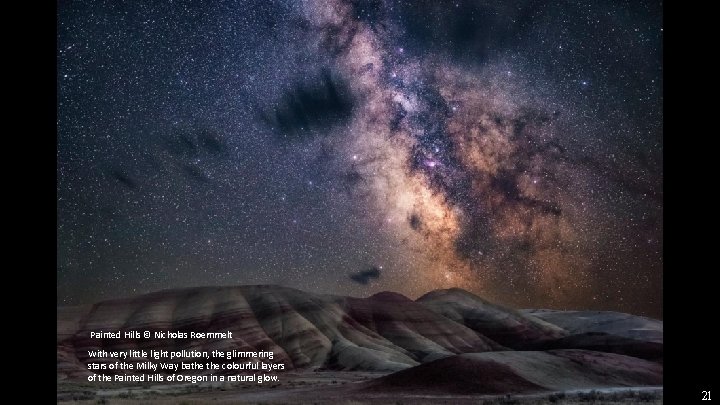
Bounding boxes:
[57,0,663,318]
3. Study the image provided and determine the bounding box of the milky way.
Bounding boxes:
[58,0,662,317]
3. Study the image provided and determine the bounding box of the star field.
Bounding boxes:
[58,0,662,318]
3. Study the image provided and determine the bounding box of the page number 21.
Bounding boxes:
[703,391,712,400]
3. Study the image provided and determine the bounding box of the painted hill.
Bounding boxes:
[521,309,663,343]
[522,309,664,361]
[363,349,662,395]
[417,288,566,349]
[57,284,663,391]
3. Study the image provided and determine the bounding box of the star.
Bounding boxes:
[56,0,662,318]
